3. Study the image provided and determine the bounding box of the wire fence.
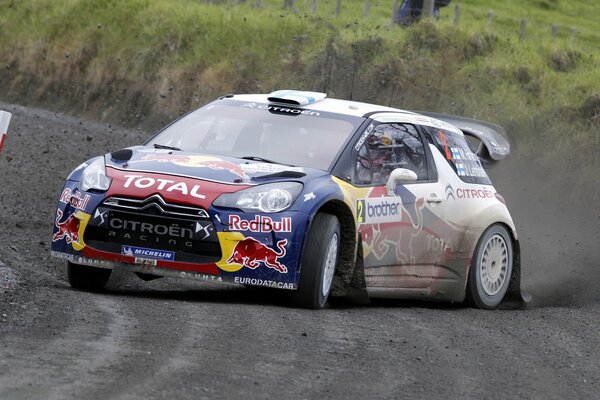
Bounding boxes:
[196,0,597,48]
[239,0,590,44]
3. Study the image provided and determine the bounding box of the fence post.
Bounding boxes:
[364,0,371,17]
[283,0,294,9]
[487,10,494,26]
[311,0,317,13]
[335,0,341,16]
[551,24,558,38]
[423,0,435,18]
[570,27,577,41]
[391,0,399,24]
[453,4,461,27]
[520,19,527,40]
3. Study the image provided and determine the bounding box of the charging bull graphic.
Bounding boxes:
[361,197,426,264]
[227,237,288,273]
[360,183,428,265]
[141,154,248,180]
[52,209,81,245]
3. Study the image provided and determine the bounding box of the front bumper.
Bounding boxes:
[50,180,310,290]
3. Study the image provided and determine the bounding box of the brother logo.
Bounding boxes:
[357,198,403,224]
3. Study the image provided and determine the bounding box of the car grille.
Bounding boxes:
[85,195,221,263]
[102,195,210,218]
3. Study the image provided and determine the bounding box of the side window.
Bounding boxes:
[422,126,491,185]
[354,123,427,185]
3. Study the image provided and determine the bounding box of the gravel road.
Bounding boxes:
[0,102,598,400]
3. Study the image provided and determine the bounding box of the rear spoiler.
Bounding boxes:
[0,111,11,154]
[416,112,510,163]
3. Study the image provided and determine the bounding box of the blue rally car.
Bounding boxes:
[51,90,525,309]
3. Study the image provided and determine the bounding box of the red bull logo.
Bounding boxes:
[199,160,248,180]
[59,188,91,210]
[142,155,248,180]
[52,209,81,245]
[227,237,288,273]
[228,215,292,233]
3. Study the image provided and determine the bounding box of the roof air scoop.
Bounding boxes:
[267,90,326,106]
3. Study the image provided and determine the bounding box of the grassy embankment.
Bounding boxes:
[0,0,598,198]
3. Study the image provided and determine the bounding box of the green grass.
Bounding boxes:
[0,0,598,156]
[0,0,598,201]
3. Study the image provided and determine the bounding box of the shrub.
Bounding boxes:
[548,49,581,72]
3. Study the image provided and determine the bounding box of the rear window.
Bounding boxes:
[423,127,491,185]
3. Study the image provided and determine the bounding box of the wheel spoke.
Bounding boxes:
[479,233,510,296]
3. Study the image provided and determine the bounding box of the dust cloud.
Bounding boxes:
[489,147,600,307]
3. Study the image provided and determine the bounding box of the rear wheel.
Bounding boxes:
[291,213,340,309]
[67,262,111,291]
[466,224,513,309]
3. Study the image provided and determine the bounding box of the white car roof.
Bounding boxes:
[229,93,463,135]
[231,94,403,117]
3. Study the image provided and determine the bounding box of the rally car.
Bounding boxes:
[51,90,524,309]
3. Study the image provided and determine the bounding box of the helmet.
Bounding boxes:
[366,126,405,172]
[367,126,396,148]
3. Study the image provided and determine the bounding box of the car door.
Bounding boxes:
[352,121,447,290]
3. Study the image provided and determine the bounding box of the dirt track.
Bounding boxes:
[0,102,599,399]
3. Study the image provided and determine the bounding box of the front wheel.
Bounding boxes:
[466,224,513,309]
[291,213,340,309]
[67,262,111,291]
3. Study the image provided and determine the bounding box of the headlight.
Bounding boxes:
[79,157,112,192]
[213,182,303,213]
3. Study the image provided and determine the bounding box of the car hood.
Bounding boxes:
[104,146,328,184]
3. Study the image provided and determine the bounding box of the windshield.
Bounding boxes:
[146,99,363,170]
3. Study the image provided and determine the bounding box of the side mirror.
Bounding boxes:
[0,111,11,154]
[386,168,417,195]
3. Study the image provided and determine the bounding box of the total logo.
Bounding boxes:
[122,174,206,199]
[357,197,403,224]
[228,215,292,233]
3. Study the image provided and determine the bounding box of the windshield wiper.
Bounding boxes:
[153,143,182,151]
[240,156,293,166]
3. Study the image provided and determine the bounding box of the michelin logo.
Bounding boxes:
[121,245,175,261]
[357,197,403,224]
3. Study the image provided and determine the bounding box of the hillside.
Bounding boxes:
[0,0,598,200]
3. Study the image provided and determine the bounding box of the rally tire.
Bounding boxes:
[466,224,513,309]
[67,262,111,291]
[291,213,340,310]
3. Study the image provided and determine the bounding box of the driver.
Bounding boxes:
[356,124,425,184]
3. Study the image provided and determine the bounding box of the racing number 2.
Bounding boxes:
[357,200,365,224]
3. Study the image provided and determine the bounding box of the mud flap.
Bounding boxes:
[0,111,11,154]
[500,240,531,309]
[344,236,370,305]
